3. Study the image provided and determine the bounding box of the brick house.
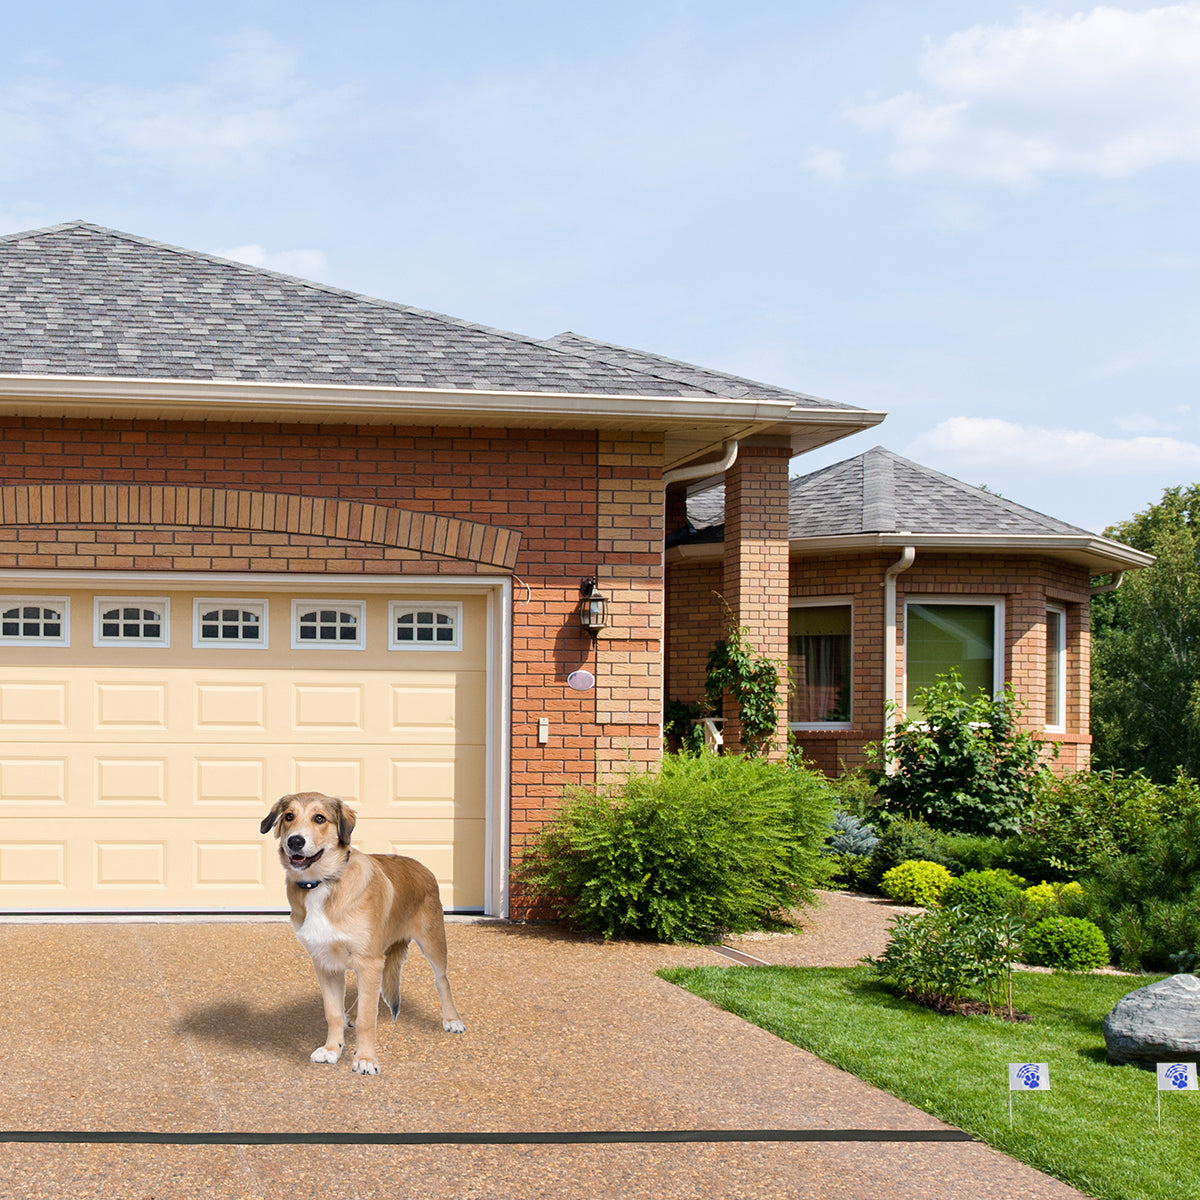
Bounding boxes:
[666,446,1152,776]
[0,220,887,917]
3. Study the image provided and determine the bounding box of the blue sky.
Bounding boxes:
[4,0,1199,534]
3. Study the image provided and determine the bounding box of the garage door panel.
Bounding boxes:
[0,680,68,728]
[94,758,168,806]
[194,683,267,731]
[390,672,486,740]
[95,681,169,730]
[194,758,268,806]
[0,757,68,806]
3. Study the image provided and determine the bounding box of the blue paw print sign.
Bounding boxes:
[1009,1062,1049,1091]
[1157,1063,1198,1091]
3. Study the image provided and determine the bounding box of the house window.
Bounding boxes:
[390,602,462,650]
[95,598,169,646]
[904,599,1003,717]
[1046,605,1066,732]
[788,604,851,726]
[0,598,69,645]
[194,599,268,648]
[291,601,365,650]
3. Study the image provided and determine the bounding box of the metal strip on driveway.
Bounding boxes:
[0,1129,978,1146]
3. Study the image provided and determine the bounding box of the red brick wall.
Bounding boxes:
[667,545,1094,778]
[0,415,667,917]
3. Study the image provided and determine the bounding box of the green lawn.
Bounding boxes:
[660,965,1196,1200]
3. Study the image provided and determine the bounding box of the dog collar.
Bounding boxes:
[295,880,321,890]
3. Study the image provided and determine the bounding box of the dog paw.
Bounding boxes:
[310,1046,341,1065]
[352,1056,381,1076]
[443,1019,466,1034]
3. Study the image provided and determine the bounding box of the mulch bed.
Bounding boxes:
[913,993,1032,1022]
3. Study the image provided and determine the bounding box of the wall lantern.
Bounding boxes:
[578,577,608,637]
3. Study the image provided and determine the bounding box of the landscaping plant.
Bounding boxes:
[879,859,954,907]
[1069,807,1200,970]
[939,868,1025,916]
[865,904,1023,1017]
[875,672,1050,837]
[1021,915,1110,972]
[518,751,835,942]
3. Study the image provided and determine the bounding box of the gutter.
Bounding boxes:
[662,440,739,486]
[883,545,916,747]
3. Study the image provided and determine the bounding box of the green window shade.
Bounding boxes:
[789,606,852,723]
[906,603,996,714]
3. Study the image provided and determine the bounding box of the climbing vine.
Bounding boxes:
[705,613,782,757]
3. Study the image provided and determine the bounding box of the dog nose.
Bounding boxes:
[287,834,306,852]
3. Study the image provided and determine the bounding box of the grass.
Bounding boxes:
[659,965,1196,1200]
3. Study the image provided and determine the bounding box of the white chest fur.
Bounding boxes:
[294,887,349,972]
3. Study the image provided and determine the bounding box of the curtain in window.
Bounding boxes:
[789,606,851,723]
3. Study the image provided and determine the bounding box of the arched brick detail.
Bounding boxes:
[0,484,521,570]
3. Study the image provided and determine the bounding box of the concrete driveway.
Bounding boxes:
[0,917,1088,1200]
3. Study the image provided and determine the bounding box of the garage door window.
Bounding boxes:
[194,600,268,648]
[0,598,69,645]
[95,598,169,646]
[291,601,365,650]
[390,602,462,650]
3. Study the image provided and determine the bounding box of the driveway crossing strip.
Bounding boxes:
[0,1129,979,1146]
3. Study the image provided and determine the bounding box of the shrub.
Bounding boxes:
[938,832,1027,875]
[867,905,1024,1015]
[880,860,954,908]
[517,751,835,942]
[940,869,1025,916]
[1021,916,1110,972]
[1070,808,1200,971]
[866,815,955,888]
[1020,768,1200,879]
[826,810,880,856]
[875,673,1051,836]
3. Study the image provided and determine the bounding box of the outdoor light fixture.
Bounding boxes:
[578,577,608,637]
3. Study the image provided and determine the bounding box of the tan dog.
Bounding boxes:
[260,791,465,1076]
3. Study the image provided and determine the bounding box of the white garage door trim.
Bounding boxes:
[0,569,512,919]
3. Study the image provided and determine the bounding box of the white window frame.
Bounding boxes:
[0,596,70,646]
[94,597,170,648]
[1045,604,1067,733]
[787,598,853,731]
[902,596,1005,712]
[389,601,463,651]
[193,598,269,649]
[290,599,366,651]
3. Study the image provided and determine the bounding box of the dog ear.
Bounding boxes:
[335,798,357,846]
[260,797,288,836]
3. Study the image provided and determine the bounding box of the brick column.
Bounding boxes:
[721,439,791,757]
[594,433,665,779]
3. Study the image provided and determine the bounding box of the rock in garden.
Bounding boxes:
[1103,974,1200,1068]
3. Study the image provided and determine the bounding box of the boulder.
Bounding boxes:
[1103,974,1200,1068]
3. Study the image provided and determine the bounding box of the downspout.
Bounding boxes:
[662,439,739,486]
[883,545,916,759]
[1090,571,1124,596]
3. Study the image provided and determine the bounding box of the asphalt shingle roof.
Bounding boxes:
[0,221,855,406]
[684,446,1099,539]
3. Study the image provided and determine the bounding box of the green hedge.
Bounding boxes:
[517,752,836,942]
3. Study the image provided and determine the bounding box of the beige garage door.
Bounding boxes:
[0,587,489,912]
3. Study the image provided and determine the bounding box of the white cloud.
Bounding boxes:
[803,147,846,182]
[216,243,330,280]
[907,415,1200,472]
[849,5,1200,186]
[0,31,354,180]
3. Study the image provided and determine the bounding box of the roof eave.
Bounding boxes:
[668,531,1154,573]
[788,532,1154,573]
